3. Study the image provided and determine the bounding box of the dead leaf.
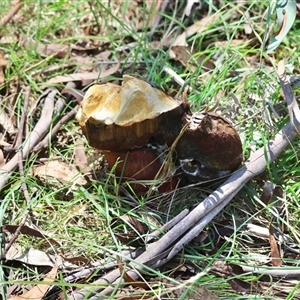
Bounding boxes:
[210,261,263,294]
[5,244,64,267]
[23,38,69,59]
[172,13,220,47]
[213,39,251,47]
[171,45,215,72]
[3,225,89,266]
[3,224,61,247]
[269,233,283,267]
[122,215,145,235]
[114,232,145,247]
[38,42,69,58]
[170,273,220,300]
[0,108,17,135]
[9,264,58,300]
[229,278,259,294]
[74,138,89,171]
[0,35,18,44]
[70,44,99,52]
[69,55,95,72]
[32,160,87,187]
[44,61,120,86]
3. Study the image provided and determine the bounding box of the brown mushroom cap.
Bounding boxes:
[76,75,187,150]
[176,112,243,180]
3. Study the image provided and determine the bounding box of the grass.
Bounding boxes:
[1,0,300,299]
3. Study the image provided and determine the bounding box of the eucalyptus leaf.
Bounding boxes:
[267,0,297,52]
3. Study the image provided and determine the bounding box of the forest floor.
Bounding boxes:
[1,1,300,299]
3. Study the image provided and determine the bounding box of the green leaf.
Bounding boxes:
[266,0,297,52]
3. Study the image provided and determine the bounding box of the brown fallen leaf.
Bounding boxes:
[5,244,67,267]
[122,215,145,235]
[70,43,99,52]
[3,224,89,266]
[114,215,147,246]
[32,160,87,188]
[9,264,58,300]
[269,224,283,267]
[37,42,69,58]
[44,61,120,86]
[229,278,259,294]
[210,261,263,294]
[23,38,69,59]
[171,45,215,72]
[74,138,89,171]
[115,232,146,247]
[0,108,17,135]
[172,13,220,48]
[3,224,61,248]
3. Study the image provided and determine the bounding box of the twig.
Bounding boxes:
[163,65,193,93]
[47,249,143,299]
[68,210,187,300]
[1,87,31,259]
[145,208,189,242]
[33,82,79,152]
[241,266,300,278]
[150,0,169,35]
[33,106,78,152]
[15,87,30,147]
[0,0,23,27]
[278,60,300,129]
[0,89,56,190]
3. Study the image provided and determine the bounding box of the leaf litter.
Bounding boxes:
[0,1,300,299]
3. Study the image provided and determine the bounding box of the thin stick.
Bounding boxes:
[15,87,30,147]
[145,208,189,242]
[33,106,78,152]
[2,87,31,258]
[278,60,300,128]
[0,89,56,190]
[68,210,188,300]
[0,0,23,27]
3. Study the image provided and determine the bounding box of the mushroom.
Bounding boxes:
[76,75,243,192]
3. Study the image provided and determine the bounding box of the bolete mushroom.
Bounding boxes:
[76,75,243,191]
